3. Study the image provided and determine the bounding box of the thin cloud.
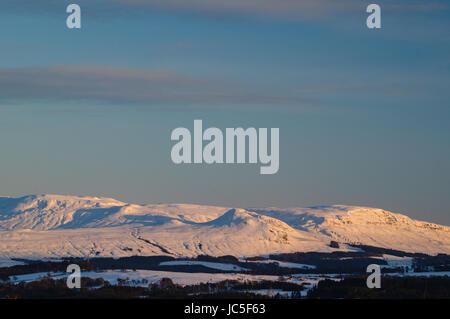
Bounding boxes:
[112,0,449,19]
[2,0,447,21]
[115,0,363,19]
[0,65,310,108]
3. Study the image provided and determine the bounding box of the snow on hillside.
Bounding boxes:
[250,206,450,255]
[0,194,449,259]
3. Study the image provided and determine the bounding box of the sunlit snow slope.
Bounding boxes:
[0,194,448,259]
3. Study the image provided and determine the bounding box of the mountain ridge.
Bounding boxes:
[0,194,448,258]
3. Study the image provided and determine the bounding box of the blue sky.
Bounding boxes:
[0,0,449,225]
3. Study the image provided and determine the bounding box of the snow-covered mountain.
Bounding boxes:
[0,194,448,259]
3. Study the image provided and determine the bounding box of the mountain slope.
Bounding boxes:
[0,194,448,259]
[250,206,450,255]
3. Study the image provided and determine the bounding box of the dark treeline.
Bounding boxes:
[308,276,450,299]
[0,277,284,299]
[3,274,449,299]
[348,245,428,258]
[0,261,95,281]
[1,249,449,281]
[415,254,450,272]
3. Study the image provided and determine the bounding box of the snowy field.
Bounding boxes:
[386,271,450,277]
[0,258,25,268]
[158,260,248,271]
[7,269,304,287]
[4,268,449,298]
[380,254,414,269]
[4,269,341,297]
[243,259,316,269]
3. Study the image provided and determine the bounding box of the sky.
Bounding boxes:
[0,0,449,225]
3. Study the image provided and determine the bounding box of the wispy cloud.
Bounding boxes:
[110,0,450,19]
[0,65,310,109]
[2,0,448,21]
[115,0,363,19]
[0,64,425,113]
